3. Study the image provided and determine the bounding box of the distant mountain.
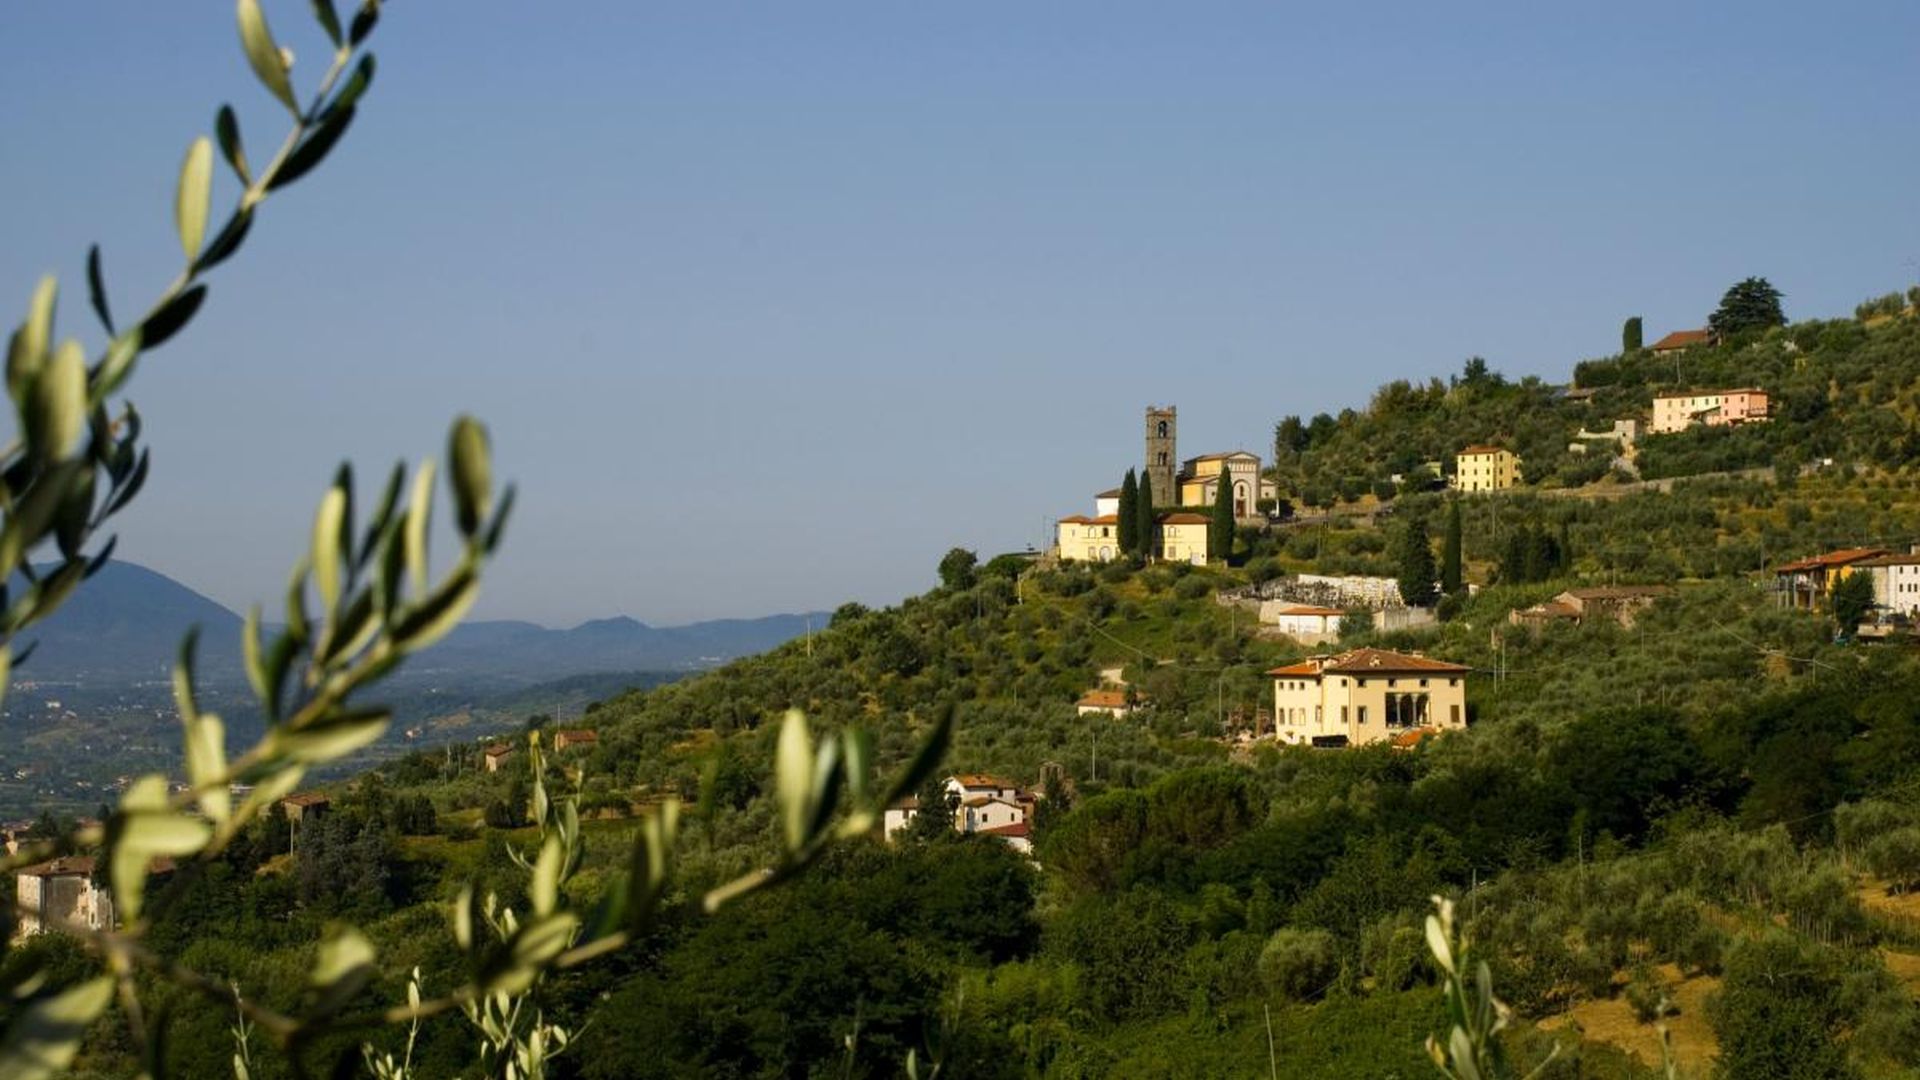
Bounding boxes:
[404,612,825,682]
[10,561,820,687]
[12,562,243,684]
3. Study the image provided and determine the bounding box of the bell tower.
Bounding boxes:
[1144,405,1176,507]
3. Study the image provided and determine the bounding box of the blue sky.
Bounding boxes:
[2,3,1916,624]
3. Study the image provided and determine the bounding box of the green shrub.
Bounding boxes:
[1174,576,1212,601]
[1866,827,1920,893]
[1258,927,1339,1000]
[1624,963,1673,1024]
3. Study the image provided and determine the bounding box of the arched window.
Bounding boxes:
[1156,420,1168,438]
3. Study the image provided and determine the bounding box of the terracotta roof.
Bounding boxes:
[1391,728,1439,750]
[1275,605,1345,617]
[1271,648,1469,678]
[1084,514,1120,525]
[951,773,1016,790]
[1774,548,1889,574]
[18,855,95,877]
[1650,329,1711,351]
[281,793,331,808]
[1653,386,1765,400]
[1458,445,1507,456]
[1324,648,1469,675]
[19,854,176,877]
[555,729,597,743]
[963,794,1023,808]
[1076,689,1131,709]
[1184,451,1259,463]
[889,796,920,811]
[483,743,513,757]
[980,821,1032,839]
[1095,488,1123,499]
[1561,585,1672,601]
[1158,513,1210,525]
[1058,515,1091,525]
[1855,553,1920,568]
[1514,600,1580,620]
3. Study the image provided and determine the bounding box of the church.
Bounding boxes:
[1054,406,1278,564]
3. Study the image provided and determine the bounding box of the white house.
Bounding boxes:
[882,775,1038,853]
[1269,604,1345,644]
[1859,553,1920,619]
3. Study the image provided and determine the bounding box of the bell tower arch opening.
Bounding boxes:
[1145,406,1176,508]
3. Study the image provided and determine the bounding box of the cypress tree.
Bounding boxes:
[1557,521,1573,575]
[1136,471,1157,556]
[1210,474,1235,564]
[1622,316,1643,353]
[1118,470,1138,557]
[1499,530,1527,584]
[1441,500,1463,594]
[1394,517,1439,607]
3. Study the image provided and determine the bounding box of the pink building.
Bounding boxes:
[1712,388,1769,426]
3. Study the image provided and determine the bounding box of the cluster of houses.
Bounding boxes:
[1774,546,1920,624]
[883,773,1042,854]
[1509,585,1672,630]
[481,728,598,773]
[1055,406,1279,565]
[12,724,612,941]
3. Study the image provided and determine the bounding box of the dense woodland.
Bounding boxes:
[19,295,1920,1078]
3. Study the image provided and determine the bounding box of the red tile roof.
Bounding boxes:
[1857,553,1920,567]
[1076,689,1131,709]
[1096,488,1123,498]
[1651,329,1711,351]
[1459,445,1507,456]
[1774,548,1889,574]
[18,855,95,877]
[1324,648,1470,675]
[555,729,598,743]
[1268,648,1470,678]
[281,792,331,808]
[1158,513,1210,525]
[483,743,513,757]
[981,821,1032,839]
[1275,605,1345,617]
[951,773,1016,790]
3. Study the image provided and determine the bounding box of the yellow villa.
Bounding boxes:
[1453,445,1520,492]
[1056,510,1211,565]
[1267,647,1469,748]
[1056,514,1125,562]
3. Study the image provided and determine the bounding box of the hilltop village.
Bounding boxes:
[18,271,1920,1079]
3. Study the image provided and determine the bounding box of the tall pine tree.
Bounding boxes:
[1136,471,1156,556]
[1118,470,1138,557]
[1440,500,1463,595]
[1209,474,1235,564]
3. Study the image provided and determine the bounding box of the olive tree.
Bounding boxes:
[0,6,948,1077]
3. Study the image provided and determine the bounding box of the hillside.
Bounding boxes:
[1273,299,1920,507]
[29,298,1920,1079]
[55,457,1920,1077]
